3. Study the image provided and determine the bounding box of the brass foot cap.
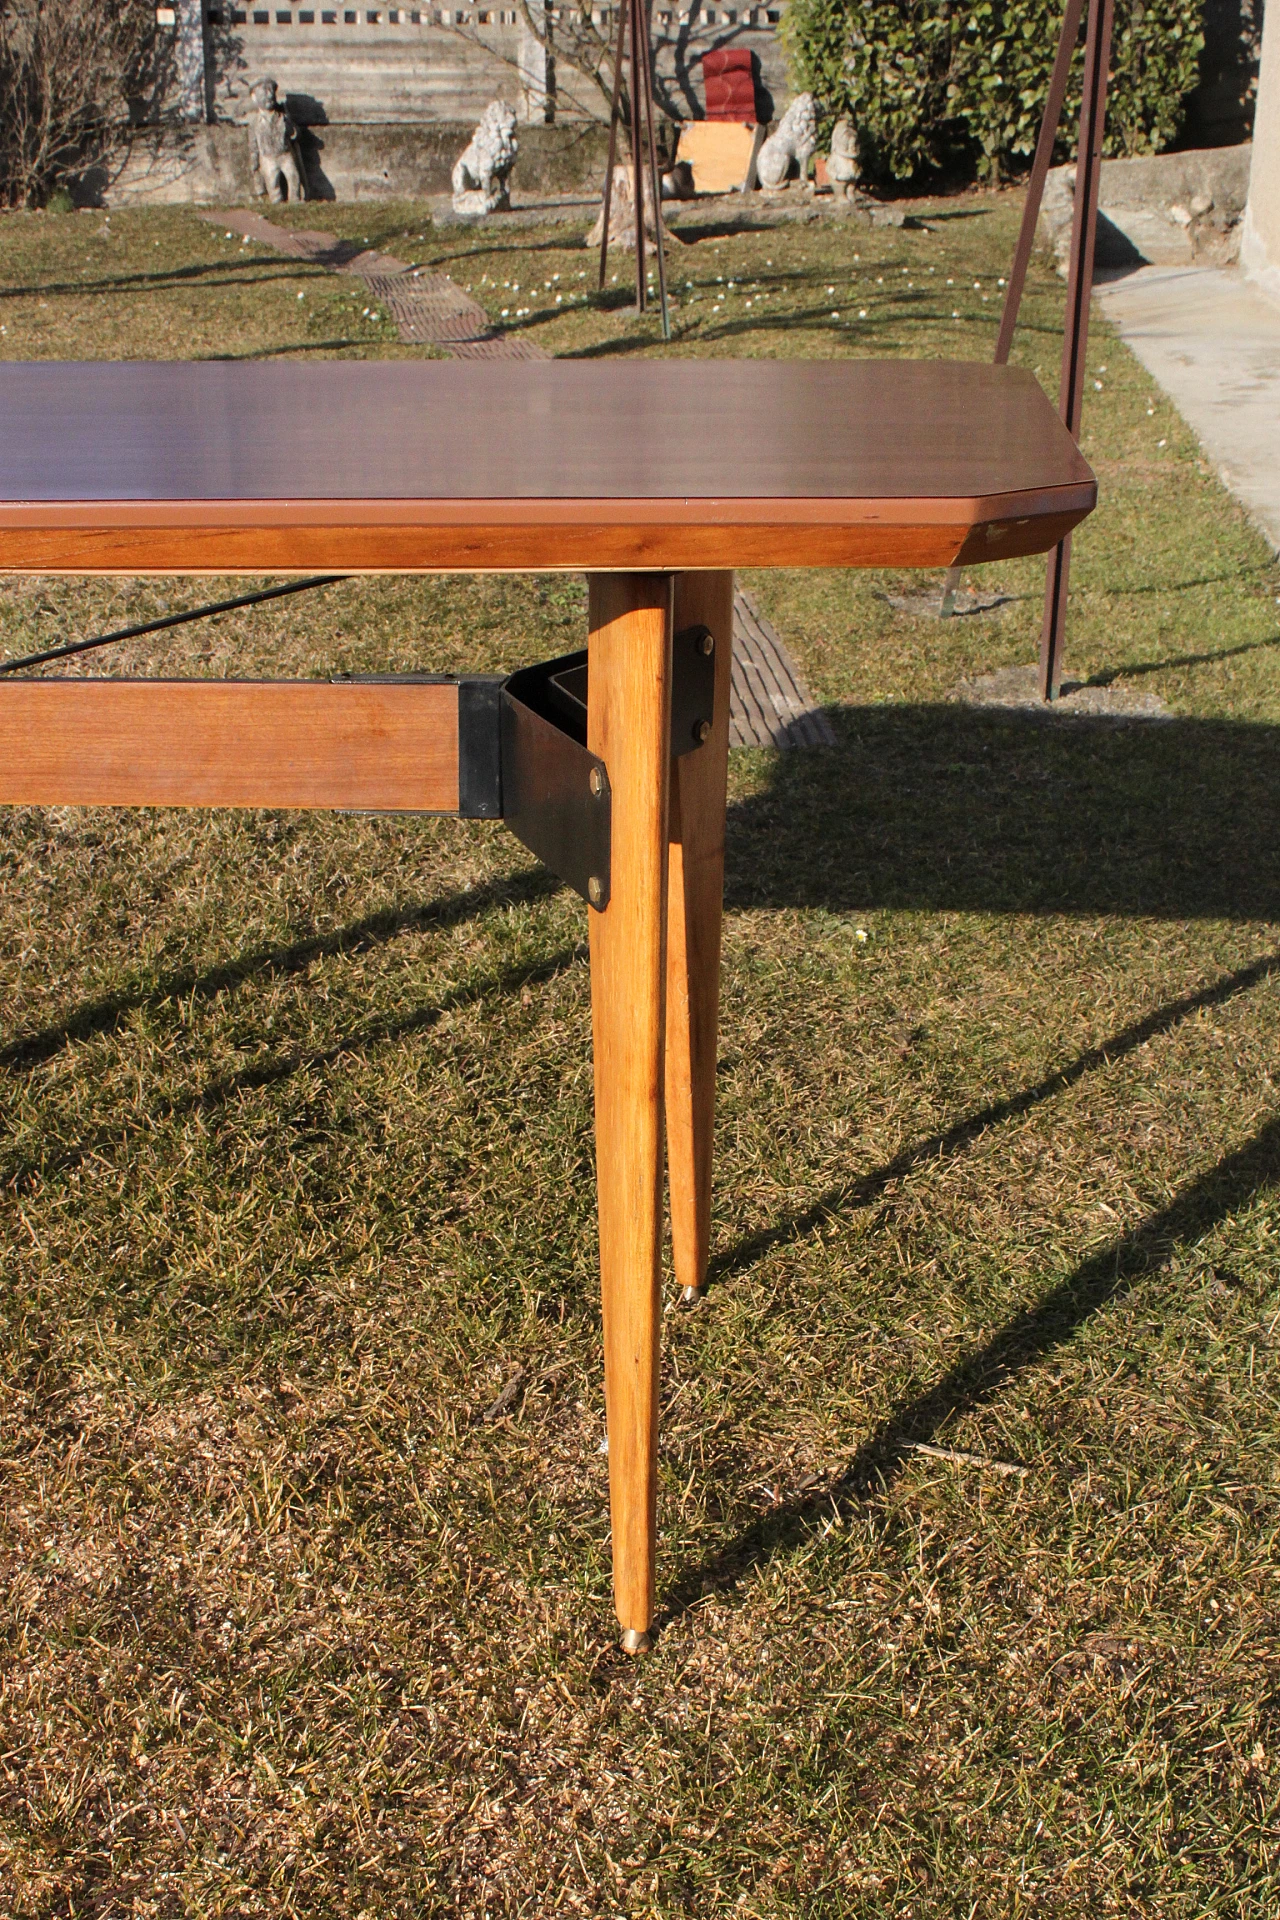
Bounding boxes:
[620,1628,652,1656]
[679,1285,703,1307]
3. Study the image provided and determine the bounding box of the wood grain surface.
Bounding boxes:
[0,680,460,811]
[587,573,674,1641]
[665,571,734,1302]
[0,361,1096,574]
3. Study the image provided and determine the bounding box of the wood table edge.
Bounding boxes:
[0,484,1096,574]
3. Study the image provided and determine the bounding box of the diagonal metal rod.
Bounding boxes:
[1039,0,1113,700]
[637,0,670,339]
[944,0,1092,628]
[994,0,1087,366]
[629,0,647,311]
[0,574,347,676]
[597,0,629,294]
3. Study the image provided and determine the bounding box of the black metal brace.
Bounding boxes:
[352,622,716,912]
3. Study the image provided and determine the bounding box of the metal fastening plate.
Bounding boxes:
[542,627,715,761]
[500,652,611,910]
[670,623,717,757]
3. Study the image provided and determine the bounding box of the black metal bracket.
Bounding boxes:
[350,623,716,913]
[500,651,613,910]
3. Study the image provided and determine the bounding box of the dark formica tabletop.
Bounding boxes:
[0,359,1096,574]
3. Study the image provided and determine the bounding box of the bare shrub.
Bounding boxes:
[0,0,163,207]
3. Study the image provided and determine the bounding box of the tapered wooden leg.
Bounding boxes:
[587,572,674,1652]
[666,571,733,1303]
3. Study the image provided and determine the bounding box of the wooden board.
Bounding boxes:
[0,680,460,811]
[675,122,763,194]
[0,361,1096,575]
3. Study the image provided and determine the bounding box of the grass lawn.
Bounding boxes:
[1,193,1279,1916]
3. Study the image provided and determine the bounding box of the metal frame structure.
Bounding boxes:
[597,0,671,340]
[952,0,1114,699]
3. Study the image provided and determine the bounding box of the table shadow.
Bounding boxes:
[724,702,1280,922]
[657,1106,1280,1632]
[650,700,1280,1623]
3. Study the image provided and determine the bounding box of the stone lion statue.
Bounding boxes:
[756,93,818,191]
[248,77,307,204]
[827,117,862,198]
[452,102,519,217]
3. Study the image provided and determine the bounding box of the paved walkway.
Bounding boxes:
[1097,264,1280,553]
[197,208,548,358]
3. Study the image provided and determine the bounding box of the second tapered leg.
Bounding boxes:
[587,571,674,1652]
[666,570,733,1303]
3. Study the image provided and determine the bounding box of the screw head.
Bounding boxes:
[693,718,712,745]
[588,764,604,797]
[696,629,714,657]
[587,875,604,907]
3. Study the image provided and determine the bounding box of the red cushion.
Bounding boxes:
[704,73,758,122]
[701,46,753,76]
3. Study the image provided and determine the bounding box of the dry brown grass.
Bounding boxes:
[1,195,1279,1916]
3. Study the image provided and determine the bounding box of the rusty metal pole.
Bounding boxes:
[637,0,671,338]
[597,0,630,294]
[629,0,648,311]
[1039,0,1114,700]
[943,0,1086,619]
[994,0,1087,366]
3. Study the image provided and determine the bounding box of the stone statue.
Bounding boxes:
[827,117,861,198]
[451,102,519,216]
[756,93,818,191]
[248,77,307,204]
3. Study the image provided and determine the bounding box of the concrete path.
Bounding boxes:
[1097,264,1280,553]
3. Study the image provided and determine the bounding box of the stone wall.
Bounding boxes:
[1038,144,1254,271]
[94,118,611,203]
[201,3,788,128]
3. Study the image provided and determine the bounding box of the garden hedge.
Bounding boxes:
[782,0,1207,183]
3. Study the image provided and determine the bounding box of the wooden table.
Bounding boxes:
[0,359,1095,1652]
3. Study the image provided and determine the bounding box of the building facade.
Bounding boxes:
[174,0,789,130]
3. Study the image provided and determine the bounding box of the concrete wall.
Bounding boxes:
[203,3,789,127]
[1243,0,1280,295]
[92,118,611,204]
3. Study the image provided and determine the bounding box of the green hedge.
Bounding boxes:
[782,0,1206,184]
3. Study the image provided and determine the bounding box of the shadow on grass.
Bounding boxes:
[725,704,1280,920]
[0,262,324,303]
[1087,630,1280,685]
[0,864,556,1074]
[3,943,581,1196]
[660,1105,1280,1630]
[707,944,1280,1290]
